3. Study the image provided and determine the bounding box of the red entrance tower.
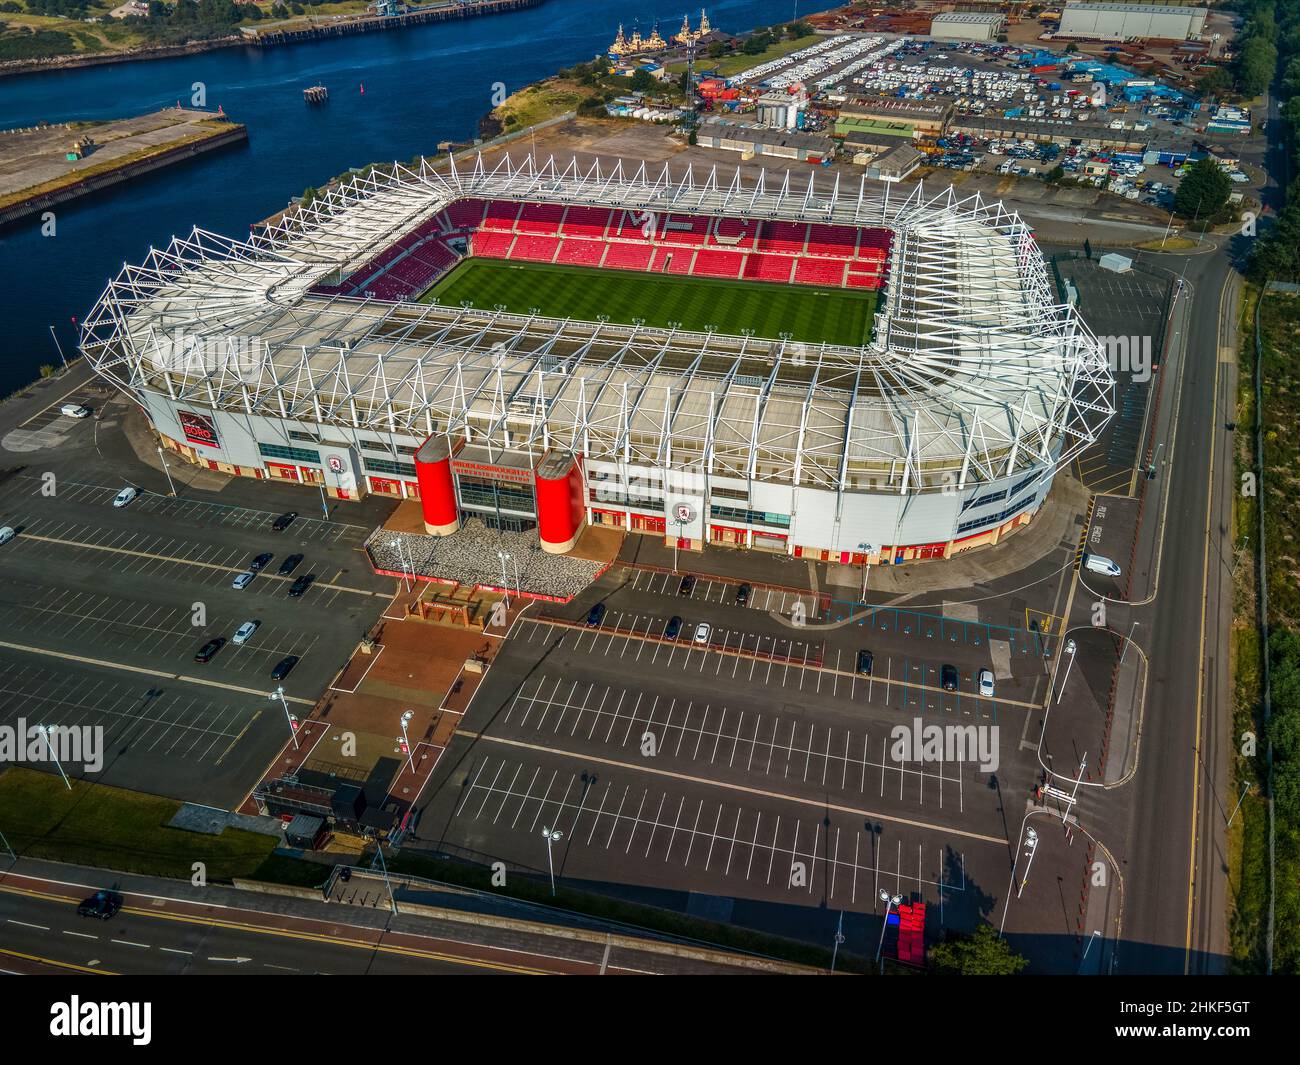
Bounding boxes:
[412,435,460,536]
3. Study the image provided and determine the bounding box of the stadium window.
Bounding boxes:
[709,504,790,528]
[363,457,417,478]
[959,488,1008,513]
[1009,472,1040,498]
[288,430,320,443]
[258,442,321,464]
[711,485,750,502]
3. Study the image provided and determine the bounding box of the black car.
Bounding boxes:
[678,574,696,596]
[664,615,683,639]
[586,602,606,627]
[270,655,300,681]
[735,583,751,606]
[271,512,298,532]
[194,637,225,663]
[77,890,123,920]
[856,649,874,676]
[248,552,273,573]
[288,574,314,598]
[277,553,304,576]
[940,664,959,692]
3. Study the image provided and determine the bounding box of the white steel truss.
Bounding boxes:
[80,153,1114,496]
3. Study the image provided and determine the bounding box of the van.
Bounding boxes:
[1083,553,1121,577]
[61,403,91,419]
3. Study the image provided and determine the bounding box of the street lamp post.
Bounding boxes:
[157,446,177,497]
[541,826,563,896]
[497,550,511,608]
[831,910,845,972]
[37,724,71,790]
[1054,638,1078,705]
[1120,620,1139,666]
[399,709,415,773]
[1016,827,1039,898]
[270,686,299,750]
[509,553,522,600]
[875,889,904,963]
[389,538,412,593]
[859,543,874,603]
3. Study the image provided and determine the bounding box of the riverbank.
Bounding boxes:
[0,108,247,230]
[0,0,544,80]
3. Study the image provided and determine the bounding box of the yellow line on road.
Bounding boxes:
[20,531,380,597]
[456,729,1007,846]
[0,639,316,705]
[0,947,117,975]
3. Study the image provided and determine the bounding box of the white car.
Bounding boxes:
[111,486,138,508]
[978,668,995,698]
[232,570,255,590]
[231,620,259,645]
[694,622,711,645]
[0,526,14,545]
[60,403,91,418]
[1083,553,1122,577]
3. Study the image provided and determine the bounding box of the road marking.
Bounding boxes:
[0,639,316,705]
[18,531,380,597]
[0,947,116,975]
[454,729,1005,846]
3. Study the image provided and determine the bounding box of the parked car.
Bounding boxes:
[978,668,995,698]
[288,574,314,598]
[270,655,299,681]
[248,552,273,573]
[77,890,122,920]
[271,512,298,532]
[277,553,304,576]
[194,637,225,663]
[60,403,91,419]
[735,583,751,606]
[856,649,874,676]
[694,621,711,645]
[678,574,696,596]
[231,620,259,645]
[231,570,255,590]
[0,526,14,546]
[1083,553,1122,577]
[941,664,959,692]
[665,615,683,639]
[111,486,138,508]
[586,602,606,627]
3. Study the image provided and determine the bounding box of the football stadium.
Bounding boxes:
[80,154,1114,564]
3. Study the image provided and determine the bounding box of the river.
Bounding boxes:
[0,0,804,395]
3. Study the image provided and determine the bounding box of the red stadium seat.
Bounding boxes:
[510,234,561,263]
[471,231,516,259]
[711,216,756,249]
[515,201,566,234]
[483,200,520,231]
[806,223,858,258]
[659,213,710,246]
[601,242,654,271]
[742,253,795,283]
[793,257,848,286]
[757,220,808,254]
[691,249,744,278]
[652,247,694,274]
[560,205,613,238]
[556,239,607,266]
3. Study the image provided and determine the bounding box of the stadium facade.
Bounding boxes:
[80,154,1114,565]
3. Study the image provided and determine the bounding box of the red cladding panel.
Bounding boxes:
[536,460,584,549]
[414,453,458,529]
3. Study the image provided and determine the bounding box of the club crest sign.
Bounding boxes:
[673,503,696,524]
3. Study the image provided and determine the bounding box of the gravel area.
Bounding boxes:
[368,518,603,600]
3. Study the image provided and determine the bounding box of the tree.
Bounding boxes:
[929,924,1029,975]
[629,68,656,93]
[1197,66,1232,98]
[1174,157,1232,221]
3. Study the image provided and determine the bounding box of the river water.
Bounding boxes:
[0,0,802,393]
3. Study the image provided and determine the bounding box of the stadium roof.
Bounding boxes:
[80,153,1114,494]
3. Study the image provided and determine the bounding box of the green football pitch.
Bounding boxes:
[420,258,878,346]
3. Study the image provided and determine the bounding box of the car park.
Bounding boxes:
[277,553,304,576]
[856,649,874,676]
[271,512,298,532]
[979,669,995,698]
[60,403,91,418]
[232,570,255,590]
[941,664,959,692]
[77,890,123,920]
[270,655,300,681]
[0,526,14,546]
[694,622,711,645]
[194,637,225,663]
[288,574,314,597]
[111,486,138,508]
[664,615,683,639]
[248,552,273,573]
[232,620,259,645]
[586,603,606,627]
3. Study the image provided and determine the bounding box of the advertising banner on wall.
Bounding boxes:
[178,409,220,449]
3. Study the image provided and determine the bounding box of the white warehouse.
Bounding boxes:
[1057,2,1209,41]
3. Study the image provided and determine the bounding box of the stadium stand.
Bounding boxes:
[601,241,655,271]
[711,216,757,249]
[807,223,859,259]
[691,249,745,279]
[742,253,795,284]
[757,221,808,254]
[515,202,566,234]
[556,239,608,267]
[560,205,614,238]
[509,234,562,263]
[793,257,848,286]
[611,209,655,241]
[471,230,516,258]
[483,200,521,231]
[659,213,710,245]
[651,247,695,274]
[443,199,487,231]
